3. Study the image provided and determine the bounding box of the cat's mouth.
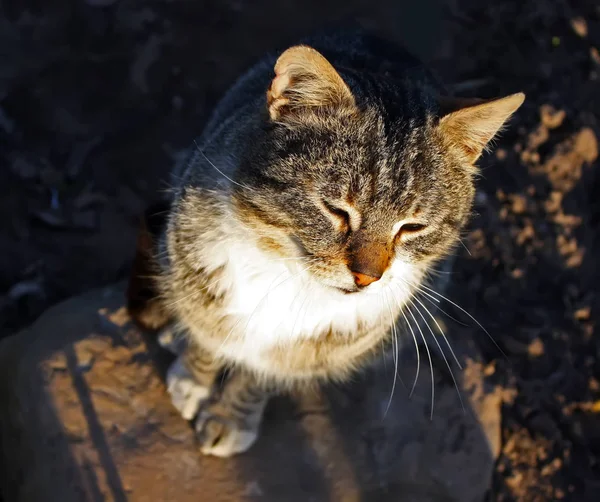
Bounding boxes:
[335,286,359,295]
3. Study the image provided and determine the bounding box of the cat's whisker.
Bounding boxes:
[165,273,231,309]
[158,184,178,196]
[410,299,465,414]
[289,284,314,340]
[380,338,387,370]
[289,288,317,370]
[400,276,476,337]
[407,304,435,420]
[194,142,254,192]
[233,263,320,352]
[458,238,472,256]
[164,287,205,309]
[400,275,475,327]
[402,310,421,399]
[397,278,463,370]
[278,283,312,370]
[277,272,321,344]
[382,288,400,417]
[273,279,309,334]
[412,295,462,369]
[143,207,172,217]
[418,282,507,360]
[423,268,450,279]
[168,255,316,315]
[134,273,162,282]
[388,285,420,398]
[416,291,469,327]
[215,267,300,354]
[419,263,453,278]
[215,269,291,355]
[270,256,319,265]
[396,275,441,305]
[428,268,453,275]
[268,256,313,263]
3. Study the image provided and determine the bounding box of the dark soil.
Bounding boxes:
[1,0,599,500]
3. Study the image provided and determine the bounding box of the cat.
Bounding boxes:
[126,30,524,457]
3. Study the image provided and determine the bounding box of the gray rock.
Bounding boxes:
[0,283,501,501]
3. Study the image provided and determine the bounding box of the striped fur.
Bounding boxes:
[139,30,523,456]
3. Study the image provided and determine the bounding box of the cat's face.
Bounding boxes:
[235,109,471,295]
[233,45,524,296]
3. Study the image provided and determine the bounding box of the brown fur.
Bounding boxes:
[128,30,524,456]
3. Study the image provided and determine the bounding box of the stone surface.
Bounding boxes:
[0,284,502,502]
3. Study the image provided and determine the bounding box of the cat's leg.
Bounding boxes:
[195,369,270,457]
[157,323,187,356]
[167,344,221,421]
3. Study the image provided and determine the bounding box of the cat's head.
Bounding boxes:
[233,45,524,295]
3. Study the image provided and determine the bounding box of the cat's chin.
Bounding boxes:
[314,281,358,295]
[307,274,358,294]
[334,287,358,295]
[323,281,379,295]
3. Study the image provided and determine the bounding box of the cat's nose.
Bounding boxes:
[348,233,390,288]
[351,271,380,288]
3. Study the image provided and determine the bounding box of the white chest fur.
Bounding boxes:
[207,236,417,369]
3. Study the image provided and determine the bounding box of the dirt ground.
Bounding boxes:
[1,0,599,500]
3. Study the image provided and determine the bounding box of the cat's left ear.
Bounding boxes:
[438,93,525,163]
[267,45,356,121]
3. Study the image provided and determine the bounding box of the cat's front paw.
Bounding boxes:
[194,406,260,458]
[166,356,211,420]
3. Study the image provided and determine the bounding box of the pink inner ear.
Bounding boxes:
[270,72,290,100]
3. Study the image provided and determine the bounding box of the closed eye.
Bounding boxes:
[400,223,426,233]
[322,200,351,234]
[395,222,427,241]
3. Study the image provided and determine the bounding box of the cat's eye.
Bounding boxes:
[395,222,427,241]
[322,201,351,234]
[400,223,426,233]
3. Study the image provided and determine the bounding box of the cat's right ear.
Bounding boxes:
[267,46,356,121]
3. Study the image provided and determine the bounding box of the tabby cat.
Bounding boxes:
[127,30,524,457]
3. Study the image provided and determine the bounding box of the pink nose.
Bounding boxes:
[352,271,380,288]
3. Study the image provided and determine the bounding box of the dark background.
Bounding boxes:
[1,0,599,500]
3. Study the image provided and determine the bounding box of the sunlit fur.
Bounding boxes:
[155,30,523,386]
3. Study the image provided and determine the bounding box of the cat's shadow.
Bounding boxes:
[147,343,496,502]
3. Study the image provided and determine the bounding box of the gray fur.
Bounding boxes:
[150,30,520,457]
